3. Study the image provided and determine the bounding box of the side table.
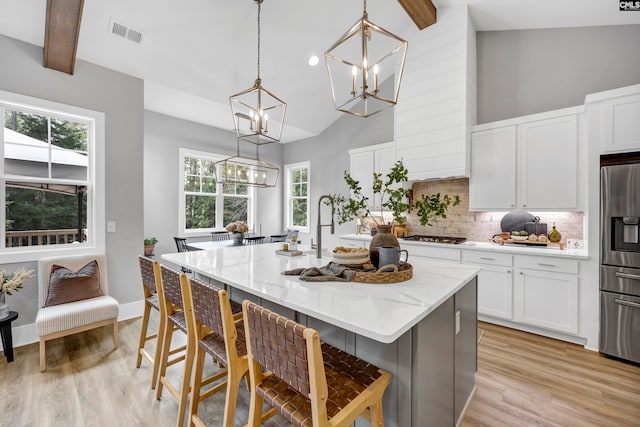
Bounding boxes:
[0,311,19,363]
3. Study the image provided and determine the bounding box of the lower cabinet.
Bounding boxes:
[463,250,580,338]
[513,268,579,334]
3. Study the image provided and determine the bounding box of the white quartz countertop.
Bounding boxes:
[340,234,589,260]
[162,243,479,344]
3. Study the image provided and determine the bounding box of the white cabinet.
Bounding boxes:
[469,110,579,210]
[349,142,395,209]
[514,268,579,334]
[462,251,513,320]
[601,93,640,153]
[518,115,578,209]
[469,127,517,209]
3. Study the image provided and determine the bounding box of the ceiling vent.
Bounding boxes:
[109,19,143,44]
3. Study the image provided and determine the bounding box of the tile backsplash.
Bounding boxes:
[403,178,584,242]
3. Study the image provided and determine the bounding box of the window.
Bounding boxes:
[285,161,310,233]
[179,149,255,234]
[0,90,105,263]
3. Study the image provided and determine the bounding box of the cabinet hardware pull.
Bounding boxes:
[615,299,640,309]
[519,272,524,275]
[480,257,495,261]
[614,272,640,281]
[537,263,556,267]
[507,270,511,273]
[522,204,527,207]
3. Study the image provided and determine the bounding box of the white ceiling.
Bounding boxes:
[1,0,639,142]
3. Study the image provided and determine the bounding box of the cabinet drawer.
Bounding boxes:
[405,244,461,262]
[515,256,579,275]
[462,251,512,267]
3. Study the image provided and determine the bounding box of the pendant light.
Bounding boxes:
[325,0,408,118]
[229,0,287,145]
[215,139,279,188]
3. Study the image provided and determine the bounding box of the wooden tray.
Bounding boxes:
[503,239,548,246]
[275,249,303,257]
[353,263,413,284]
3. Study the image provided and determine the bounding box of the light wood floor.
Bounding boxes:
[1,318,638,426]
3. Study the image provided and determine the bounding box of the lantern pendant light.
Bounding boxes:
[229,0,287,145]
[214,138,279,188]
[325,0,408,118]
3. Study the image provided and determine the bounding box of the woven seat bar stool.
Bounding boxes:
[136,256,162,389]
[211,231,231,241]
[269,234,287,243]
[244,236,266,245]
[242,300,392,427]
[181,275,248,427]
[155,265,192,427]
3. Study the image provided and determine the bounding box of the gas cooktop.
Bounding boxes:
[401,235,467,245]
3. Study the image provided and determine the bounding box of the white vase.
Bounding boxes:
[0,293,8,320]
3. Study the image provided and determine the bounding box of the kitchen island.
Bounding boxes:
[163,243,480,427]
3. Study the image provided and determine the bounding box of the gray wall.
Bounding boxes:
[0,34,144,326]
[144,111,283,257]
[282,107,394,248]
[477,24,640,124]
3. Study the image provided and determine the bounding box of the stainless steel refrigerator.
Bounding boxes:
[600,159,640,364]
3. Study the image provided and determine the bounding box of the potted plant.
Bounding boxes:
[0,267,33,319]
[226,221,250,245]
[144,237,158,256]
[330,159,460,266]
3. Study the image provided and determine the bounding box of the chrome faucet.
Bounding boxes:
[316,195,335,259]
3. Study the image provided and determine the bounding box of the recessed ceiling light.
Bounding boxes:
[308,55,320,66]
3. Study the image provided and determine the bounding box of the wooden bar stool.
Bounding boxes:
[155,265,192,427]
[180,275,248,427]
[242,300,392,427]
[136,256,162,389]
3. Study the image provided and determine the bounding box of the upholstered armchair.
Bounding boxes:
[35,254,119,372]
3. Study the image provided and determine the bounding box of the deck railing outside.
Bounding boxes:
[6,229,88,247]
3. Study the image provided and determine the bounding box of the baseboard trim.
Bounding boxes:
[1,300,144,351]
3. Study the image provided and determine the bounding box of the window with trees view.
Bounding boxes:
[2,99,96,252]
[285,162,309,232]
[180,149,254,234]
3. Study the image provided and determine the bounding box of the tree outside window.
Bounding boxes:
[181,150,254,234]
[285,162,310,233]
[3,108,90,247]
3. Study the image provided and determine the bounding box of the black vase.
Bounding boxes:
[369,224,400,268]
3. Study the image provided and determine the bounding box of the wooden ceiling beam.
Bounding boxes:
[397,0,437,30]
[44,0,85,75]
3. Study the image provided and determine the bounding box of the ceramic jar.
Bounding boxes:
[369,224,400,268]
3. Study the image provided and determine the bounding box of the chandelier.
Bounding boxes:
[325,0,408,118]
[229,0,287,145]
[215,139,279,188]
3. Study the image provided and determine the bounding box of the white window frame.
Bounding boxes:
[0,90,105,264]
[179,148,256,236]
[284,161,310,234]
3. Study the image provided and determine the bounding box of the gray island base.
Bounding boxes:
[163,243,479,427]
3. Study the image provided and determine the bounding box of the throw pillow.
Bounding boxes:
[45,260,104,307]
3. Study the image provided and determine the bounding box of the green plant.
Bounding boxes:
[329,160,460,227]
[144,237,158,245]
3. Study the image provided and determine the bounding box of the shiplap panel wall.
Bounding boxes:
[395,7,476,181]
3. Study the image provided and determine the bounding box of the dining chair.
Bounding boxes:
[243,236,265,245]
[136,256,162,389]
[211,231,231,241]
[173,237,192,273]
[269,234,287,243]
[181,275,248,427]
[242,300,391,427]
[155,264,192,427]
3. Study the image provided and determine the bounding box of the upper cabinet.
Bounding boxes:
[394,7,476,181]
[584,84,640,154]
[469,108,580,211]
[349,142,395,209]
